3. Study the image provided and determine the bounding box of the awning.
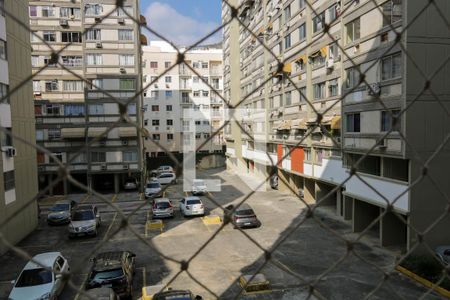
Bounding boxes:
[278,120,292,130]
[258,27,264,35]
[61,128,85,139]
[88,127,108,138]
[141,127,150,137]
[296,54,307,63]
[322,115,334,125]
[320,46,328,58]
[140,34,148,46]
[291,119,306,130]
[119,127,137,137]
[283,63,292,73]
[267,22,273,30]
[306,117,317,124]
[331,116,341,129]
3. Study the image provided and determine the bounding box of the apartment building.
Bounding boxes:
[29,0,145,194]
[0,0,39,254]
[142,41,225,161]
[222,0,450,251]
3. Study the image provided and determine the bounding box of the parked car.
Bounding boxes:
[435,246,450,265]
[86,251,136,299]
[269,174,278,190]
[79,287,120,300]
[192,179,207,195]
[180,196,204,217]
[8,252,69,300]
[68,205,101,238]
[153,289,202,300]
[123,178,138,190]
[152,198,174,218]
[156,165,174,174]
[145,180,162,199]
[47,200,77,225]
[158,173,177,185]
[231,203,261,229]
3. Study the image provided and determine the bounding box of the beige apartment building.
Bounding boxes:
[29,0,145,194]
[142,41,225,163]
[222,0,450,251]
[0,0,39,255]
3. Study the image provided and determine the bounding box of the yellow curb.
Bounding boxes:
[396,265,450,298]
[112,194,118,203]
[202,215,222,225]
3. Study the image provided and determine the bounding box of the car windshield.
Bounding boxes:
[15,268,53,287]
[91,268,124,282]
[72,210,94,221]
[156,202,171,209]
[147,183,160,188]
[50,204,69,211]
[236,209,255,216]
[159,174,173,178]
[187,199,201,205]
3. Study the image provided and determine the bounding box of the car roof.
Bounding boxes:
[24,252,62,270]
[159,172,175,176]
[185,196,201,201]
[155,198,170,203]
[235,203,252,211]
[158,165,172,169]
[93,251,129,271]
[193,179,205,183]
[54,200,72,205]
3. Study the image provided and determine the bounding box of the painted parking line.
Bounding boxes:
[111,194,118,203]
[142,266,147,286]
[163,191,166,197]
[140,192,144,200]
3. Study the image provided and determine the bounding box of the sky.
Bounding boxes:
[140,0,222,46]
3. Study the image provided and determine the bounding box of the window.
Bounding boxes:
[345,67,360,88]
[284,33,291,49]
[151,105,159,112]
[164,61,171,68]
[0,128,11,146]
[0,39,5,61]
[328,79,338,97]
[195,133,201,139]
[299,0,306,9]
[33,81,41,92]
[86,54,102,65]
[329,43,339,59]
[64,104,85,116]
[346,113,360,132]
[60,7,81,19]
[43,31,56,42]
[43,56,57,67]
[85,4,103,16]
[35,130,44,141]
[382,0,402,26]
[127,103,136,115]
[88,104,104,115]
[30,32,38,42]
[118,29,133,41]
[3,170,15,191]
[167,134,173,140]
[150,61,158,68]
[86,29,101,40]
[298,24,306,40]
[63,80,83,91]
[313,82,325,99]
[167,119,173,126]
[62,56,82,67]
[202,91,209,97]
[204,133,210,139]
[203,120,209,125]
[316,149,323,164]
[119,54,134,66]
[91,79,103,90]
[165,76,172,83]
[150,90,159,98]
[166,105,172,111]
[346,18,360,44]
[193,91,200,97]
[0,83,9,104]
[42,6,55,17]
[328,4,339,23]
[381,53,402,80]
[165,90,173,97]
[284,5,291,24]
[193,77,199,83]
[313,12,325,33]
[383,157,408,181]
[152,120,159,126]
[123,151,137,162]
[48,128,61,140]
[201,62,208,69]
[345,153,381,176]
[305,149,311,161]
[45,104,60,115]
[91,152,106,163]
[195,120,201,125]
[381,110,401,132]
[119,79,135,90]
[285,91,292,106]
[116,6,132,16]
[152,134,160,140]
[29,5,37,17]
[193,62,200,68]
[45,80,59,92]
[311,55,325,67]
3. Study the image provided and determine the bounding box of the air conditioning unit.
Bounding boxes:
[101,164,107,171]
[119,67,126,74]
[367,82,381,96]
[154,84,158,88]
[326,59,334,69]
[377,139,388,150]
[95,41,102,48]
[123,165,129,170]
[154,126,159,130]
[122,140,128,145]
[165,84,170,88]
[59,19,68,26]
[5,147,16,157]
[118,18,125,24]
[95,17,101,23]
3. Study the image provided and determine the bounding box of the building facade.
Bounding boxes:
[29,0,145,194]
[0,0,39,254]
[222,0,450,251]
[142,41,225,161]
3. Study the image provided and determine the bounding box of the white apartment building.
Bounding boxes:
[142,41,224,166]
[223,0,450,251]
[29,0,145,194]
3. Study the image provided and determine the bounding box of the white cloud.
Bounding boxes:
[143,2,220,46]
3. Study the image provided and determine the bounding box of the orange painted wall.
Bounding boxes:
[291,147,304,174]
[277,144,283,167]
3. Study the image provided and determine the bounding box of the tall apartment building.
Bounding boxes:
[222,0,450,251]
[29,0,145,194]
[0,0,39,255]
[142,41,225,162]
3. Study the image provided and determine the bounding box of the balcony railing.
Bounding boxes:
[179,69,191,76]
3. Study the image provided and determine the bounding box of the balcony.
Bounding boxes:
[210,98,222,105]
[179,68,191,76]
[181,98,192,105]
[179,82,192,90]
[210,68,222,76]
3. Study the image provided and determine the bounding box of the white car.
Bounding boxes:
[157,165,174,174]
[145,180,162,198]
[123,178,138,190]
[158,173,177,185]
[180,196,205,217]
[9,252,69,300]
[192,179,207,195]
[152,198,174,218]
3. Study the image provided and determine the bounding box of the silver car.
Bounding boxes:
[152,198,174,218]
[68,205,101,238]
[47,200,76,225]
[145,180,162,198]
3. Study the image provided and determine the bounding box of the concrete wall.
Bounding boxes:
[197,154,226,169]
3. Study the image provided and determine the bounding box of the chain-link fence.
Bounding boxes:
[0,0,449,299]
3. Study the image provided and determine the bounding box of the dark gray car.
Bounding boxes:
[230,204,261,229]
[435,246,450,265]
[47,200,77,225]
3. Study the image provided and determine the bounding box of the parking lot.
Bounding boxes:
[0,168,444,299]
